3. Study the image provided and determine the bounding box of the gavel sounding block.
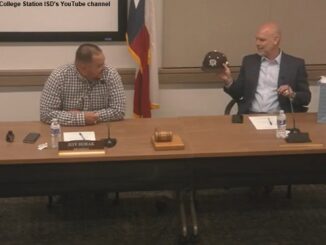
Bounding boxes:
[151,134,185,151]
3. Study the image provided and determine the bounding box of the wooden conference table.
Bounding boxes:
[1,113,326,238]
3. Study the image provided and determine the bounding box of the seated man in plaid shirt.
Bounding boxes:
[40,43,126,126]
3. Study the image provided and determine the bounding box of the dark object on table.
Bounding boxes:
[6,130,15,142]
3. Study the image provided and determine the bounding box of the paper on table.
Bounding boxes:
[249,116,277,130]
[63,131,96,141]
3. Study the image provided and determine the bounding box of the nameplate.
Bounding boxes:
[58,140,106,151]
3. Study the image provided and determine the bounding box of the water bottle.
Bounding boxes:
[276,110,287,139]
[50,118,61,148]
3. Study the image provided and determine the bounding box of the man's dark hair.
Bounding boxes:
[75,43,102,64]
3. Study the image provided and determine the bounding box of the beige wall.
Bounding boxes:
[163,0,326,67]
[0,0,325,121]
[0,83,321,121]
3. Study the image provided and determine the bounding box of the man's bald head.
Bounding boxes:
[255,22,282,59]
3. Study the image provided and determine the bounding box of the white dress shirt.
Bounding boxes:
[250,52,282,113]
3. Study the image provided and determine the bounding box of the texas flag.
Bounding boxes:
[126,0,159,118]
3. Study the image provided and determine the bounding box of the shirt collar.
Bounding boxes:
[74,65,104,84]
[261,51,282,64]
[74,65,88,82]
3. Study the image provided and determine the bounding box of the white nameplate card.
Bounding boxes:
[63,131,96,141]
[59,131,105,156]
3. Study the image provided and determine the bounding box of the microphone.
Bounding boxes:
[288,97,300,134]
[106,123,117,148]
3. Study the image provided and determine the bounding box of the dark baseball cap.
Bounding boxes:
[201,50,228,72]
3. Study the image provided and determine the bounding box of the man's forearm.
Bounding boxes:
[96,108,125,122]
[40,110,86,126]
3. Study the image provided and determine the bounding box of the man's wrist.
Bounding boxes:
[224,79,233,88]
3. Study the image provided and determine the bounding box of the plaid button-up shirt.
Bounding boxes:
[40,64,126,126]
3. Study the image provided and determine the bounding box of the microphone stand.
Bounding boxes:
[286,97,311,143]
[287,98,301,134]
[106,123,117,148]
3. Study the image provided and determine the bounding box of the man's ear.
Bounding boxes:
[76,62,87,75]
[274,35,280,45]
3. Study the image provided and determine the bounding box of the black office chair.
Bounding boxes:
[224,99,238,115]
[224,99,293,199]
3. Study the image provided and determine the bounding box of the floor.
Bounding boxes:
[1,185,326,244]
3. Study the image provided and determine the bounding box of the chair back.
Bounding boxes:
[224,99,238,115]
